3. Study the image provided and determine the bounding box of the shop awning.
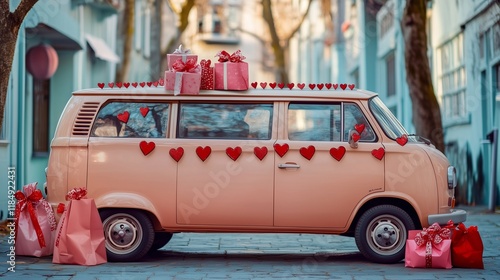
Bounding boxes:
[85,34,120,63]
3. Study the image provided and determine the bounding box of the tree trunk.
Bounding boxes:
[0,0,39,132]
[401,0,445,153]
[262,0,288,83]
[115,0,134,82]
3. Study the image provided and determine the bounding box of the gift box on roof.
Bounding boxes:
[405,223,452,269]
[200,59,214,90]
[14,182,57,257]
[214,50,249,91]
[166,44,197,70]
[165,58,201,95]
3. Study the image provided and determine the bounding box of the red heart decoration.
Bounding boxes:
[278,83,285,89]
[226,146,242,161]
[139,82,146,87]
[260,82,267,89]
[396,134,408,146]
[108,82,114,88]
[333,84,338,89]
[116,82,123,88]
[354,124,365,134]
[132,82,138,88]
[352,133,360,142]
[139,141,155,156]
[169,147,184,162]
[330,146,346,161]
[147,82,153,87]
[254,146,268,161]
[348,84,355,90]
[287,83,295,90]
[251,82,258,89]
[340,84,347,90]
[117,111,130,123]
[299,145,315,160]
[269,82,277,89]
[196,146,211,161]
[140,107,149,117]
[371,147,385,160]
[153,81,159,87]
[308,84,316,90]
[297,83,305,90]
[273,143,289,157]
[317,83,324,90]
[325,83,332,89]
[97,83,104,89]
[124,82,130,88]
[158,78,165,86]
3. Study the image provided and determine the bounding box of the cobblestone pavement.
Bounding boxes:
[1,207,499,280]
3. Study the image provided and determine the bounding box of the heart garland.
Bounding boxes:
[169,147,184,162]
[139,141,155,156]
[299,145,315,160]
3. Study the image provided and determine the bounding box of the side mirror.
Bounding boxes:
[348,130,359,149]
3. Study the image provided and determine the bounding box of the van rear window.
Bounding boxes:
[91,102,169,138]
[177,103,273,140]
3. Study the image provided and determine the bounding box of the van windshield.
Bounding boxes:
[369,97,413,141]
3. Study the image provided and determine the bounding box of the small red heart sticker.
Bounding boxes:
[251,82,258,88]
[226,146,242,161]
[153,81,159,87]
[139,82,146,87]
[196,146,211,161]
[139,141,156,156]
[297,83,305,90]
[333,84,338,89]
[117,111,130,123]
[354,124,365,134]
[330,146,346,161]
[108,82,114,88]
[317,83,324,90]
[116,82,123,88]
[132,82,138,88]
[371,147,385,160]
[287,83,295,90]
[348,84,355,90]
[308,84,316,90]
[299,145,315,160]
[273,143,289,157]
[260,82,267,89]
[278,83,285,89]
[169,147,184,162]
[340,84,347,90]
[147,82,153,87]
[352,133,361,142]
[396,134,408,146]
[254,146,268,161]
[97,83,104,89]
[140,107,149,117]
[269,82,277,89]
[124,82,130,88]
[158,78,165,86]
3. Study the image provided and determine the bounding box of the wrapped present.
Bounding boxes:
[200,59,214,90]
[53,188,107,265]
[214,50,249,90]
[451,223,484,269]
[165,58,201,95]
[405,223,452,269]
[166,44,197,70]
[14,182,57,257]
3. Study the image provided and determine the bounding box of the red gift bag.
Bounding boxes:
[451,223,484,269]
[53,188,107,265]
[200,59,214,90]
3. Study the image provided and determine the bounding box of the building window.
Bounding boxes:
[438,33,467,122]
[494,21,500,58]
[33,79,50,156]
[198,1,241,44]
[386,52,396,97]
[379,1,393,38]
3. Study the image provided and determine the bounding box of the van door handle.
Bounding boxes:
[278,163,300,169]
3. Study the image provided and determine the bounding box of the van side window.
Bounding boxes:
[343,103,376,142]
[288,103,341,141]
[177,103,273,140]
[91,102,169,138]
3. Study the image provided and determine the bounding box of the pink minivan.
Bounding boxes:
[45,86,466,263]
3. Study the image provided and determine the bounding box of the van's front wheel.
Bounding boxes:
[100,209,155,262]
[354,205,415,264]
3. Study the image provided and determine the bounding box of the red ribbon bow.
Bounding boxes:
[414,223,451,267]
[200,59,211,68]
[172,58,201,73]
[66,187,88,200]
[215,50,246,63]
[14,185,47,248]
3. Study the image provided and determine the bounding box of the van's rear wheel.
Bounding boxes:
[149,232,173,252]
[354,205,415,264]
[100,209,154,262]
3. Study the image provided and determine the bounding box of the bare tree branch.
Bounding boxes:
[284,0,313,41]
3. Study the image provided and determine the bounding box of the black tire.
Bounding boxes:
[149,232,173,252]
[100,209,155,262]
[354,205,415,264]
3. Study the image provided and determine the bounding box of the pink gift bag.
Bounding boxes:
[14,182,57,257]
[53,188,107,265]
[405,223,452,269]
[214,50,249,90]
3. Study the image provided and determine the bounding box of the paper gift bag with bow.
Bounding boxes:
[214,50,249,90]
[451,223,484,269]
[53,188,107,265]
[405,223,452,269]
[200,59,215,90]
[164,58,202,95]
[14,182,57,257]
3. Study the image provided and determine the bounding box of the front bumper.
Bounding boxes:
[428,209,467,225]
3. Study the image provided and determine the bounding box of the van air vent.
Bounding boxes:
[72,102,100,136]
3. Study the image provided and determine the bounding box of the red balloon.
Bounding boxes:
[26,44,59,79]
